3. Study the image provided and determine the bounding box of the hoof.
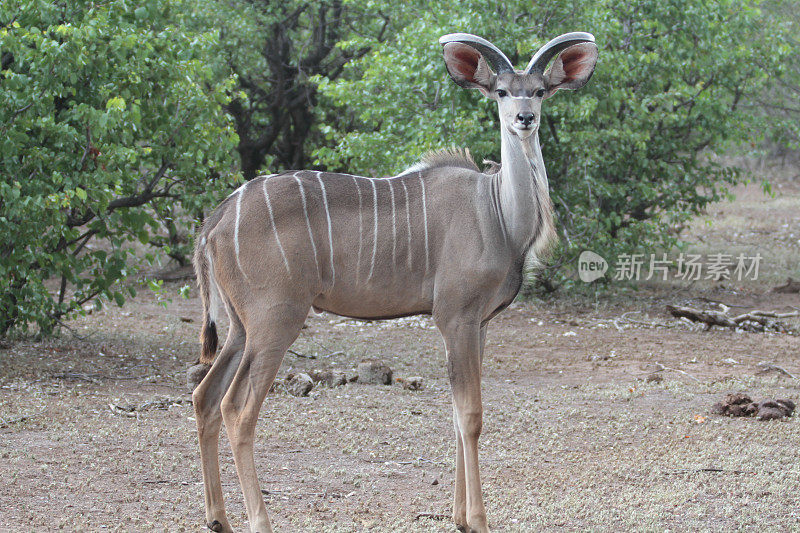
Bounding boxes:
[207,520,224,532]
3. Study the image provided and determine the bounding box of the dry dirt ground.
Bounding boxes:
[2,174,799,532]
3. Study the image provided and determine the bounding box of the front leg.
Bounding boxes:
[438,318,490,533]
[453,325,486,531]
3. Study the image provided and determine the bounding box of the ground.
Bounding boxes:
[1,172,799,532]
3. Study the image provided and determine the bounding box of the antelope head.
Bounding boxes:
[440,32,598,140]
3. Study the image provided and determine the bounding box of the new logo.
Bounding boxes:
[578,250,608,282]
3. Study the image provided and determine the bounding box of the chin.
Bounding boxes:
[514,127,536,139]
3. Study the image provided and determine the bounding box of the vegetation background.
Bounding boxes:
[1,0,798,336]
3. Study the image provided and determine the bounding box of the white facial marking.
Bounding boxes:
[294,173,320,277]
[418,174,429,272]
[233,182,247,276]
[262,178,290,274]
[388,179,397,269]
[351,176,363,283]
[401,180,412,268]
[315,172,335,286]
[367,178,378,281]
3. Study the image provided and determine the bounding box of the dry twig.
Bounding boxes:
[654,362,702,383]
[666,304,798,334]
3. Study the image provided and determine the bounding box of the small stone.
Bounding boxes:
[744,402,759,416]
[758,400,793,419]
[357,360,393,385]
[727,404,746,417]
[311,370,347,388]
[286,373,314,397]
[725,393,752,406]
[187,363,211,391]
[776,399,796,417]
[710,402,727,415]
[397,376,424,390]
[645,373,663,384]
[758,407,785,421]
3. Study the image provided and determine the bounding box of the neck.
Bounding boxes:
[495,127,550,252]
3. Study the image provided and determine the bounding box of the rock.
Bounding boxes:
[727,404,747,417]
[758,407,786,420]
[286,373,314,397]
[357,360,393,385]
[776,399,796,416]
[187,363,211,390]
[346,371,359,383]
[758,400,794,419]
[397,376,424,390]
[725,393,752,406]
[710,402,726,415]
[645,373,663,384]
[310,369,347,388]
[711,393,795,420]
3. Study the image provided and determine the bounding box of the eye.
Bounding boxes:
[496,89,507,98]
[535,89,546,98]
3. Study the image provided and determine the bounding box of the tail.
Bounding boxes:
[194,233,219,365]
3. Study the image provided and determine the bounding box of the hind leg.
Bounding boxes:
[193,312,246,533]
[221,301,309,533]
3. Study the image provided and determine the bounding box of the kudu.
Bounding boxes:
[191,32,598,533]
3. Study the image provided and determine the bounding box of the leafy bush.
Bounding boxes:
[0,0,238,335]
[314,0,787,289]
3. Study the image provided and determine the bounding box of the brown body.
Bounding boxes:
[201,166,527,328]
[191,32,597,533]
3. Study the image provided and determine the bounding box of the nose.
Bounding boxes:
[516,112,535,126]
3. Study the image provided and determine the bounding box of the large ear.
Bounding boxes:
[442,42,495,96]
[543,42,598,97]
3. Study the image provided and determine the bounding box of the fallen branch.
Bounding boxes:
[665,467,773,475]
[666,305,798,334]
[108,397,191,417]
[756,362,797,379]
[414,513,449,521]
[287,349,316,359]
[0,411,43,428]
[654,362,701,383]
[773,277,800,294]
[617,310,678,329]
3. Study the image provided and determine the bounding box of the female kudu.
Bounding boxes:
[191,32,598,532]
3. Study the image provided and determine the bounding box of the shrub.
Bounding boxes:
[0,0,238,335]
[314,0,787,289]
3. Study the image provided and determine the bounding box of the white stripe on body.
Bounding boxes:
[261,178,290,274]
[315,171,335,286]
[418,174,430,271]
[233,182,247,276]
[351,176,363,283]
[226,182,247,199]
[293,173,321,277]
[367,178,379,281]
[401,180,412,269]
[388,180,397,269]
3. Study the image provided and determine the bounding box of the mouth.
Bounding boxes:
[512,123,537,137]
